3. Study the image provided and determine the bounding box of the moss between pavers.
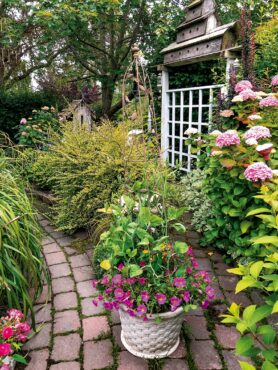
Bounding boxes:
[181,324,198,370]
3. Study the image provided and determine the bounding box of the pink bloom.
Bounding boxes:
[7,309,23,319]
[206,286,215,301]
[244,162,273,182]
[187,246,193,256]
[186,267,192,274]
[0,364,9,370]
[92,280,98,288]
[141,291,150,303]
[201,300,210,309]
[103,302,114,310]
[183,291,190,303]
[2,326,13,339]
[235,80,253,93]
[173,277,186,288]
[245,138,258,146]
[92,299,98,306]
[123,299,133,308]
[17,333,27,343]
[248,114,261,121]
[105,287,113,294]
[112,274,122,285]
[20,118,27,125]
[0,343,13,356]
[98,294,104,301]
[100,275,109,286]
[170,296,182,308]
[126,277,136,285]
[220,110,234,118]
[271,75,278,86]
[215,130,240,148]
[118,263,125,270]
[139,261,146,268]
[191,258,199,269]
[114,288,125,300]
[127,309,136,317]
[113,301,120,310]
[240,89,257,101]
[156,293,166,305]
[259,96,278,107]
[18,322,30,333]
[138,277,146,285]
[137,304,147,316]
[244,126,271,141]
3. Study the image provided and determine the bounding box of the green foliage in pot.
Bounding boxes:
[222,181,278,370]
[180,169,213,233]
[0,157,48,325]
[92,243,114,279]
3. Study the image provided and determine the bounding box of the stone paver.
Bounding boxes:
[45,251,67,266]
[83,340,113,370]
[49,363,80,370]
[83,316,110,341]
[56,236,73,246]
[190,340,222,369]
[169,337,187,359]
[81,297,105,316]
[34,303,52,323]
[35,285,51,304]
[25,349,49,370]
[43,242,61,254]
[76,280,98,298]
[64,246,78,255]
[226,292,252,307]
[72,266,94,282]
[215,325,240,349]
[118,351,148,370]
[69,254,91,268]
[186,316,210,340]
[51,333,81,362]
[163,359,189,370]
[112,325,125,350]
[196,258,213,271]
[23,323,51,350]
[218,275,238,292]
[54,292,78,311]
[52,276,75,294]
[49,263,71,278]
[54,310,80,334]
[223,350,253,370]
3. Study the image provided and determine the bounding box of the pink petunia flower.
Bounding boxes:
[118,263,125,270]
[259,95,278,107]
[114,288,125,300]
[137,304,147,316]
[201,300,210,309]
[244,162,273,182]
[205,286,215,301]
[170,296,182,309]
[100,275,109,286]
[234,80,253,93]
[173,277,186,288]
[138,277,146,285]
[112,274,122,285]
[103,302,114,310]
[141,291,150,303]
[183,291,190,303]
[215,130,240,148]
[156,293,166,305]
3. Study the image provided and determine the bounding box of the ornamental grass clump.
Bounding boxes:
[92,174,214,319]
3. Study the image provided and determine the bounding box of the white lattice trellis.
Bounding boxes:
[161,82,224,172]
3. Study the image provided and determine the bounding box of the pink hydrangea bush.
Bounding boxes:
[271,75,278,86]
[243,126,271,141]
[259,95,278,108]
[215,130,240,148]
[92,245,214,319]
[244,162,273,182]
[235,80,253,93]
[0,309,30,369]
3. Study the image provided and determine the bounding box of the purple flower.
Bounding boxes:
[92,299,98,306]
[113,301,120,310]
[183,291,190,303]
[92,280,98,288]
[244,162,273,182]
[101,275,109,286]
[105,287,113,294]
[173,277,186,288]
[216,130,240,148]
[244,126,271,141]
[141,291,150,303]
[114,288,125,300]
[170,296,182,308]
[139,261,146,267]
[104,302,114,310]
[156,293,167,305]
[271,75,278,86]
[138,277,146,285]
[186,267,192,274]
[234,80,253,93]
[137,304,147,316]
[98,294,104,301]
[127,309,136,317]
[191,258,199,269]
[259,96,278,107]
[187,246,193,256]
[201,300,210,309]
[206,286,215,301]
[118,263,125,270]
[112,274,122,285]
[126,277,136,285]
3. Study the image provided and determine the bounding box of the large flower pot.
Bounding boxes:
[119,306,185,359]
[2,356,16,370]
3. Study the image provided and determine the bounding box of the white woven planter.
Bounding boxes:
[2,356,16,370]
[119,306,185,359]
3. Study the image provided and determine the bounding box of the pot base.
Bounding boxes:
[121,330,180,359]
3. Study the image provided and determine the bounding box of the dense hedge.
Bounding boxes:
[0,91,60,141]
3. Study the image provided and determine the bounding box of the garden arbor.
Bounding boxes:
[159,0,241,171]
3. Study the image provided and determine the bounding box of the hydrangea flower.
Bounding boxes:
[210,130,222,137]
[240,89,258,101]
[215,130,240,148]
[244,163,273,182]
[248,114,262,121]
[243,126,271,141]
[271,75,278,86]
[259,96,278,107]
[219,110,234,118]
[184,127,198,136]
[235,80,253,93]
[245,138,258,146]
[232,95,243,103]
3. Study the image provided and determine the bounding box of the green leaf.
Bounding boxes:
[149,214,164,226]
[172,223,186,232]
[243,305,256,321]
[239,362,256,370]
[258,325,276,345]
[236,277,257,293]
[246,208,272,217]
[252,236,278,246]
[236,336,253,356]
[138,207,151,224]
[228,208,241,217]
[272,301,278,313]
[129,264,143,277]
[249,261,264,279]
[173,241,188,254]
[248,305,273,326]
[240,220,252,234]
[12,354,27,364]
[262,360,278,370]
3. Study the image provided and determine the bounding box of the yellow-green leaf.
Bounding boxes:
[239,361,256,370]
[252,236,278,246]
[236,277,257,293]
[240,220,252,234]
[272,301,278,314]
[249,261,264,279]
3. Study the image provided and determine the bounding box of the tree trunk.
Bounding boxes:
[101,79,115,118]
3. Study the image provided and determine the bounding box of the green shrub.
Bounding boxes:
[31,121,158,233]
[0,91,59,141]
[180,169,213,233]
[0,157,48,324]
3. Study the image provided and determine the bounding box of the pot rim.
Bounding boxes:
[120,305,184,320]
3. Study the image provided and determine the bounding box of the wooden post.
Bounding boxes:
[160,66,169,161]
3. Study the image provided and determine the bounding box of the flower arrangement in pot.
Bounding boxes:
[92,172,214,359]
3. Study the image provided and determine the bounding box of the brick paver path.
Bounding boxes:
[22,213,254,370]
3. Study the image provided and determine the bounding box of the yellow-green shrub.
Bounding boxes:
[32,121,157,232]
